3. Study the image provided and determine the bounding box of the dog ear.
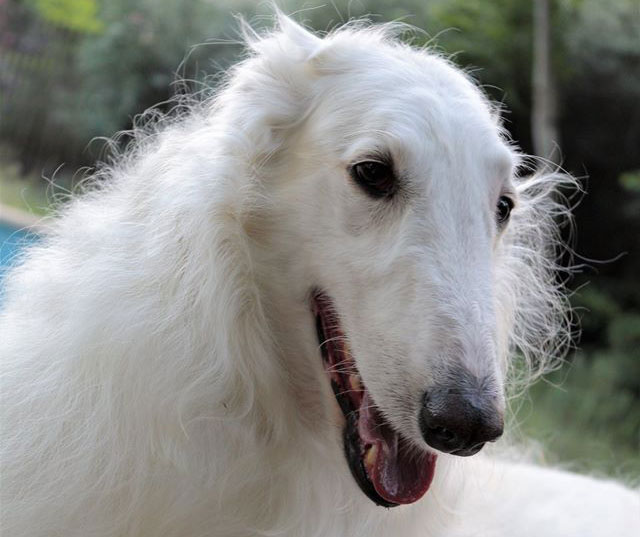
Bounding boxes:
[275,11,324,63]
[239,11,325,66]
[232,11,328,160]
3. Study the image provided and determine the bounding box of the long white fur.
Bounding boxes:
[1,15,638,537]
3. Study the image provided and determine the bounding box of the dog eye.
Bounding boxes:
[349,160,396,199]
[496,196,514,226]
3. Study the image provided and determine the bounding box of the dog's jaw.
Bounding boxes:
[311,290,437,507]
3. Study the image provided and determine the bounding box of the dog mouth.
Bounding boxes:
[311,290,437,508]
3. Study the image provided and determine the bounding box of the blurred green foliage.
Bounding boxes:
[521,284,640,477]
[0,154,51,215]
[32,0,103,33]
[72,0,243,138]
[0,0,638,476]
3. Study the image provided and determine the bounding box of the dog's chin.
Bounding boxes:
[311,290,437,508]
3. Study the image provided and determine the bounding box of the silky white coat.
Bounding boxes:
[1,15,638,537]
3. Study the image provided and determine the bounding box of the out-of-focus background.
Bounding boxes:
[1,0,638,478]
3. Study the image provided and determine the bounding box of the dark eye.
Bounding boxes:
[349,160,397,199]
[496,196,514,225]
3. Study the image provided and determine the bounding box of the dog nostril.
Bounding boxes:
[420,399,469,454]
[428,425,457,444]
[426,426,460,452]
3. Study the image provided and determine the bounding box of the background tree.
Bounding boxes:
[532,0,559,164]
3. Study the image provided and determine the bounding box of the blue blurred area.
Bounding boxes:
[0,221,37,285]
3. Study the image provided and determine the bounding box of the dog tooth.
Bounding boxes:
[364,444,378,468]
[350,374,362,392]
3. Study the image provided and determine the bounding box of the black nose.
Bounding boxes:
[419,385,504,456]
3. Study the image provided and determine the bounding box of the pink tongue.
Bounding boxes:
[358,392,436,505]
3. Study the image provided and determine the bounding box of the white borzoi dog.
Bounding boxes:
[1,14,638,537]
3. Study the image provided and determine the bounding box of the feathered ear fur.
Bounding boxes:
[229,12,326,158]
[239,11,324,63]
[275,11,325,62]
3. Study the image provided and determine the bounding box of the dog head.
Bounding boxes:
[236,15,571,507]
